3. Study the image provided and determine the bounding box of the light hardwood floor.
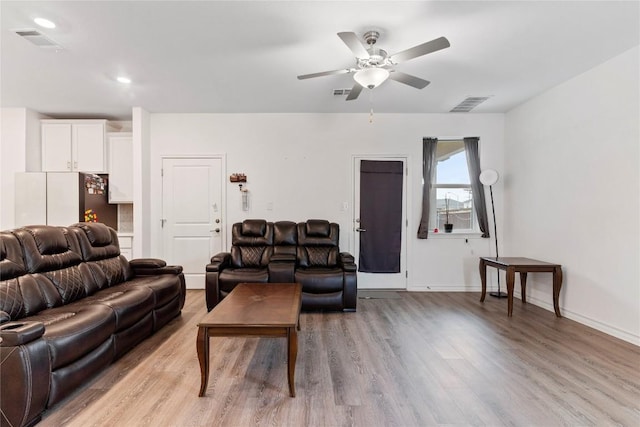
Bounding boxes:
[40,290,640,426]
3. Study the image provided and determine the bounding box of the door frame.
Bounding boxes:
[351,154,411,290]
[160,154,228,281]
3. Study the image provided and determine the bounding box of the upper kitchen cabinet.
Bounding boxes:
[41,120,118,173]
[107,132,133,203]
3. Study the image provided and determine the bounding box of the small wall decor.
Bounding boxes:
[229,173,247,183]
[239,184,250,211]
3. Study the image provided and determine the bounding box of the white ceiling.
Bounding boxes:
[1,1,638,120]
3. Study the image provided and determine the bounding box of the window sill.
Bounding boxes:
[426,232,484,239]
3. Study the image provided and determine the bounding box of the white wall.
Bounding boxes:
[504,46,640,344]
[0,108,27,229]
[147,113,504,291]
[132,107,151,258]
[1,108,51,229]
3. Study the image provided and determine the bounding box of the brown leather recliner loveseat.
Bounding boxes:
[205,219,357,312]
[0,223,185,427]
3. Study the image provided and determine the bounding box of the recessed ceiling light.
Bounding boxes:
[34,18,56,29]
[116,76,132,84]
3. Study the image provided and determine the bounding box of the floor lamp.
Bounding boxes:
[479,169,507,298]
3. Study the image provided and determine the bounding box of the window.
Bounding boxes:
[431,140,477,233]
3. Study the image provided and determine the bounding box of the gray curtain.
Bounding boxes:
[417,137,438,239]
[464,137,490,238]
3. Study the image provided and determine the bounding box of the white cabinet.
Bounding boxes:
[46,173,81,226]
[15,173,47,226]
[14,172,80,227]
[42,120,113,173]
[118,234,133,260]
[108,133,133,203]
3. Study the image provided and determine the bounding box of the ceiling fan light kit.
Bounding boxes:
[297,30,450,101]
[354,68,390,89]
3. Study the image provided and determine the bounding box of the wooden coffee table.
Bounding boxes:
[196,283,302,397]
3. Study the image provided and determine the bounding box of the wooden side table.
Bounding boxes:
[479,257,563,317]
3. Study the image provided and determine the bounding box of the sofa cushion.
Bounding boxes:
[70,224,132,287]
[306,220,330,237]
[297,246,339,268]
[231,246,272,268]
[241,219,267,237]
[28,303,116,370]
[81,285,155,331]
[15,227,82,274]
[219,268,269,293]
[0,232,26,280]
[297,221,339,246]
[80,222,112,247]
[71,223,121,261]
[232,221,273,246]
[0,278,26,320]
[295,268,344,293]
[274,221,297,245]
[123,275,183,308]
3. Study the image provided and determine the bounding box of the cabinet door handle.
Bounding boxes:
[67,161,71,170]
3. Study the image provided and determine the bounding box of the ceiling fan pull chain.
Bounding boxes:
[369,90,374,123]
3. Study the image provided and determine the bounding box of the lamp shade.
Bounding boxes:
[479,169,499,185]
[354,68,390,89]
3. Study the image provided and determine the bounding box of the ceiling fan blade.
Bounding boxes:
[337,32,370,59]
[389,36,450,63]
[297,69,351,80]
[346,83,363,101]
[389,71,430,89]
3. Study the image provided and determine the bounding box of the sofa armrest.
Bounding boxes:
[0,321,45,347]
[0,322,51,427]
[339,252,357,272]
[129,258,166,269]
[129,258,183,276]
[206,252,231,272]
[0,310,10,324]
[270,253,296,263]
[268,254,296,283]
[205,253,231,311]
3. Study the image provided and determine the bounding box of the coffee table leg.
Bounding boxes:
[287,326,298,397]
[197,326,210,397]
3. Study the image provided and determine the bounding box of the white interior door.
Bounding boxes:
[162,157,224,289]
[353,156,408,289]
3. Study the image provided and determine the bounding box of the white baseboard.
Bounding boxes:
[407,284,639,346]
[408,284,482,292]
[184,274,205,290]
[520,293,640,346]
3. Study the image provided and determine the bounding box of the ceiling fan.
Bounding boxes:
[297,31,450,101]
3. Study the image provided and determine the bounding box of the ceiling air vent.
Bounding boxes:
[333,88,352,96]
[450,96,490,112]
[13,29,63,49]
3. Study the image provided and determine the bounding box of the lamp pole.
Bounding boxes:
[488,184,506,298]
[479,169,506,298]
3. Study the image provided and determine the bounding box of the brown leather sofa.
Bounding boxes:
[0,223,185,427]
[206,219,357,312]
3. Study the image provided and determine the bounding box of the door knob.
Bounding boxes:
[214,228,220,233]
